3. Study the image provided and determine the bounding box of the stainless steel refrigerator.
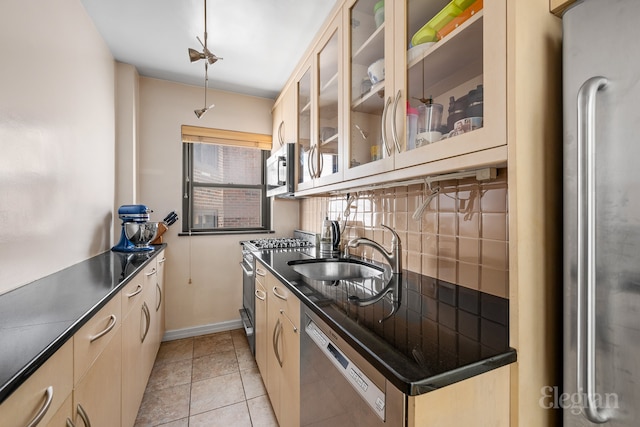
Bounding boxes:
[563,0,640,425]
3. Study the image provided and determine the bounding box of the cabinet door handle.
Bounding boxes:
[126,284,143,298]
[145,267,157,277]
[255,267,267,277]
[66,418,76,427]
[272,318,283,367]
[141,302,151,343]
[576,76,610,424]
[156,283,162,312]
[280,309,298,333]
[255,288,266,301]
[89,314,117,343]
[381,96,392,157]
[25,385,53,427]
[76,404,92,427]
[158,257,166,264]
[278,120,285,146]
[390,90,402,153]
[272,286,287,301]
[308,145,317,178]
[318,144,324,177]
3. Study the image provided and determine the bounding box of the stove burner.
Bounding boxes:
[248,238,313,250]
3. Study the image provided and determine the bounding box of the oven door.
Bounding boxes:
[239,255,256,354]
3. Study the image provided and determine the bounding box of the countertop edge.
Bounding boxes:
[257,255,517,397]
[0,244,167,404]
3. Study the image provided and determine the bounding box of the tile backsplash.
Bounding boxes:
[300,169,509,299]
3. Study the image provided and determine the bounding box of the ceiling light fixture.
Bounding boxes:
[189,0,222,118]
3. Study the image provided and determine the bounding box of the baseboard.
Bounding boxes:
[162,319,244,341]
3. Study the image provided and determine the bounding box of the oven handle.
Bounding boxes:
[240,262,254,277]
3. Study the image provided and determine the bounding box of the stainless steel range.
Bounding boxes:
[239,230,316,354]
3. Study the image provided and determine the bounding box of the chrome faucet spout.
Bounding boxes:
[345,224,402,274]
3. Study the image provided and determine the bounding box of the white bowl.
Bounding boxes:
[367,59,385,84]
[407,42,436,63]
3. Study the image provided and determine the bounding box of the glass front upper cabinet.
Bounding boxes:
[317,27,341,182]
[297,65,313,189]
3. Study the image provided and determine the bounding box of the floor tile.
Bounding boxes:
[192,349,239,382]
[146,358,193,391]
[189,401,253,427]
[240,366,267,400]
[190,372,246,416]
[134,383,191,427]
[236,344,257,371]
[231,329,250,349]
[247,395,279,427]
[194,331,235,357]
[155,338,194,366]
[156,419,189,427]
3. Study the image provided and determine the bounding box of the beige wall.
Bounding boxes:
[0,0,115,294]
[136,77,299,334]
[300,170,510,299]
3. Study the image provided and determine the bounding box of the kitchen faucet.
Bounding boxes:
[344,224,402,275]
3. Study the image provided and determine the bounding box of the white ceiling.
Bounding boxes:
[81,0,337,99]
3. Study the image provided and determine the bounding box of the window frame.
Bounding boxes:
[181,142,271,235]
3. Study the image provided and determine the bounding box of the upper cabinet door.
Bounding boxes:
[394,0,507,169]
[344,0,395,180]
[315,12,344,186]
[296,64,314,191]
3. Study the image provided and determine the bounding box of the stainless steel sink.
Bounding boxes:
[288,258,384,281]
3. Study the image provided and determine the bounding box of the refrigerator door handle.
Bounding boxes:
[577,75,610,424]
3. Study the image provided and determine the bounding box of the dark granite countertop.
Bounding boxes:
[0,245,166,404]
[252,249,516,396]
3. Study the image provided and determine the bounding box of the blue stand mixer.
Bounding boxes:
[112,204,158,252]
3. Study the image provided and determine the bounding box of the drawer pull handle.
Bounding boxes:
[255,268,266,277]
[126,284,143,298]
[272,286,287,301]
[26,386,53,427]
[280,309,298,333]
[76,404,92,427]
[255,289,266,301]
[89,314,117,343]
[66,418,76,427]
[158,257,166,264]
[145,267,157,277]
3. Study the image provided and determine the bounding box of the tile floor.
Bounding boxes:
[134,329,279,427]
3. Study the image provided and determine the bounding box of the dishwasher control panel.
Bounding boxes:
[306,320,386,421]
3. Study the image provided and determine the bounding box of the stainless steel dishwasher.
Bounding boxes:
[300,307,405,426]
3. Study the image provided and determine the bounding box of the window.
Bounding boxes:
[182,126,271,233]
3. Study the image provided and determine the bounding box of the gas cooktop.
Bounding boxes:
[242,230,317,251]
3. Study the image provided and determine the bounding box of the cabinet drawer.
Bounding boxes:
[122,271,144,319]
[73,293,121,385]
[255,261,268,288]
[0,339,73,427]
[268,274,300,328]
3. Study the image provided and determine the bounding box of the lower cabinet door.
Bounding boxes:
[255,279,268,377]
[121,299,149,427]
[73,327,122,427]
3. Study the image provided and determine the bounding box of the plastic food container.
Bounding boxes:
[411,0,463,46]
[374,1,385,28]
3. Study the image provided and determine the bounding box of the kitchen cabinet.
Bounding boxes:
[342,0,506,183]
[272,85,296,153]
[407,365,510,426]
[550,0,575,15]
[259,260,300,427]
[73,294,122,427]
[122,252,165,427]
[297,11,345,191]
[254,264,268,377]
[0,339,73,427]
[73,327,122,427]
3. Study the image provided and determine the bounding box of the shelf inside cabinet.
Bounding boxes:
[320,133,338,147]
[407,11,483,97]
[351,80,385,113]
[352,23,384,67]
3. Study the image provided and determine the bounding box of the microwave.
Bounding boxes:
[266,143,296,198]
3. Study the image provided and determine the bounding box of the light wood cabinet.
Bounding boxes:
[272,86,296,153]
[154,250,166,349]
[254,265,268,378]
[550,0,575,15]
[342,0,506,183]
[72,327,122,427]
[407,365,510,427]
[0,339,73,427]
[259,261,300,427]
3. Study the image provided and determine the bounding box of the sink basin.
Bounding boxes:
[288,258,384,281]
